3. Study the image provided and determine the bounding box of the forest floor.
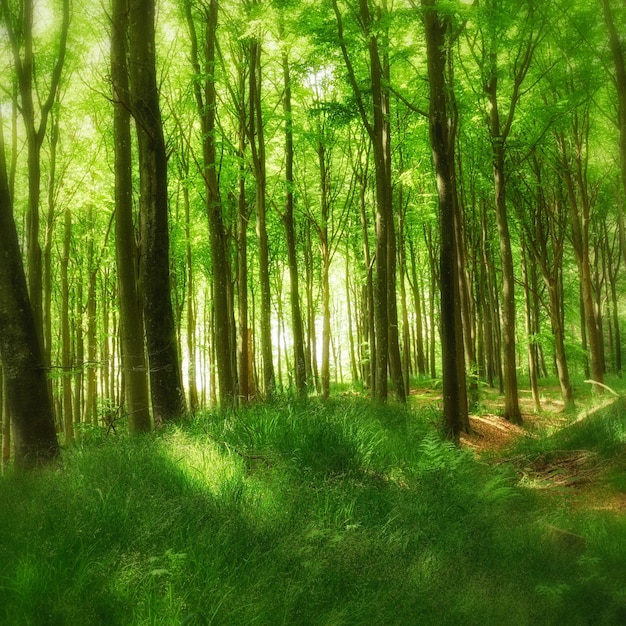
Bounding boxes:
[462,386,626,515]
[2,380,626,625]
[410,378,626,515]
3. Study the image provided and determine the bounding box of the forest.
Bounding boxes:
[1,0,626,623]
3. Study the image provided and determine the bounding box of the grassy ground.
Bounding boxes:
[1,385,626,625]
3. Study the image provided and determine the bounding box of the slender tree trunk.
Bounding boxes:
[248,37,275,399]
[317,139,332,401]
[182,182,199,412]
[237,154,250,404]
[128,0,186,423]
[397,232,410,395]
[43,109,59,383]
[521,241,541,413]
[491,140,522,423]
[358,165,376,391]
[84,210,98,425]
[60,208,73,445]
[559,132,604,390]
[187,0,235,406]
[73,282,84,427]
[345,239,360,385]
[408,239,426,376]
[281,51,307,400]
[111,0,151,433]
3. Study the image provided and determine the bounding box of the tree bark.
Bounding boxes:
[248,36,275,399]
[186,0,235,407]
[111,0,152,433]
[422,0,467,440]
[128,0,186,423]
[0,108,59,469]
[60,208,73,445]
[280,44,307,400]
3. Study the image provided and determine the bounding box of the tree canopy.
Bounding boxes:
[1,0,625,463]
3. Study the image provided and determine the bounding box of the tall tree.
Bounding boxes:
[0,105,59,469]
[185,0,236,407]
[111,0,152,433]
[332,0,405,402]
[247,17,276,399]
[128,0,186,423]
[468,0,543,424]
[421,0,468,441]
[280,41,307,400]
[0,0,70,347]
[600,0,626,204]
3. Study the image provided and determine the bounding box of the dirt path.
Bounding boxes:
[459,396,626,515]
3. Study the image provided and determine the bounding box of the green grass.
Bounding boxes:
[1,398,626,625]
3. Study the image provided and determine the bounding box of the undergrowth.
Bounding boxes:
[1,398,625,624]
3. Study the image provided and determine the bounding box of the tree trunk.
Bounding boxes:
[358,166,376,391]
[281,50,307,400]
[60,208,73,445]
[186,0,235,407]
[0,110,59,469]
[407,239,427,376]
[520,241,541,413]
[84,209,98,425]
[422,0,467,440]
[248,37,275,399]
[490,136,522,424]
[317,139,332,401]
[559,131,604,390]
[184,183,199,413]
[111,0,151,433]
[128,0,186,423]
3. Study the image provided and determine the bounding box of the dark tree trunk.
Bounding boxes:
[422,0,467,441]
[111,0,151,433]
[128,0,186,424]
[0,110,59,469]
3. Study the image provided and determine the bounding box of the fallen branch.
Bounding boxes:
[584,379,621,397]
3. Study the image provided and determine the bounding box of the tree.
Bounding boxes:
[0,104,59,469]
[246,7,276,399]
[128,0,186,423]
[111,0,152,433]
[600,0,626,205]
[0,0,70,349]
[185,0,236,407]
[421,0,468,440]
[280,38,307,400]
[466,0,544,424]
[332,0,405,402]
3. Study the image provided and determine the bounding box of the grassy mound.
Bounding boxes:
[1,398,625,625]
